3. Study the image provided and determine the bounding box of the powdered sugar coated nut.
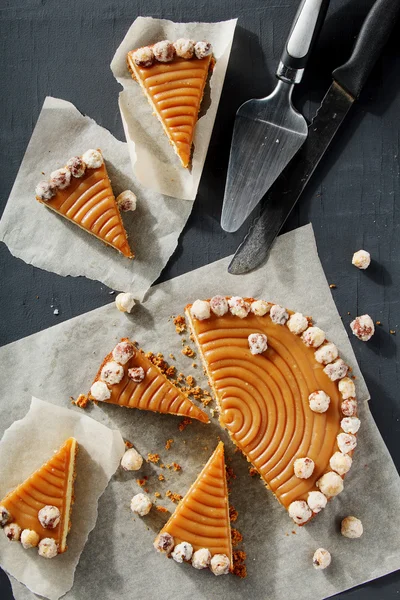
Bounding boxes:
[154,532,174,554]
[115,292,136,313]
[341,516,363,539]
[50,167,71,190]
[121,448,143,471]
[82,149,103,169]
[228,296,250,318]
[191,547,211,569]
[35,180,56,201]
[307,491,327,513]
[117,190,137,212]
[287,312,308,335]
[337,432,357,454]
[288,500,312,525]
[313,548,331,570]
[173,38,195,59]
[329,451,352,475]
[4,523,21,541]
[341,416,361,434]
[210,553,230,576]
[341,398,358,417]
[248,333,268,355]
[194,41,213,59]
[323,359,348,381]
[66,156,86,178]
[100,361,124,385]
[191,299,211,320]
[133,46,154,67]
[112,341,135,365]
[0,506,11,527]
[314,342,339,365]
[302,326,325,348]
[294,457,314,479]
[316,472,344,497]
[153,40,175,62]
[338,377,356,400]
[38,537,58,558]
[171,541,193,563]
[210,295,228,317]
[251,300,271,317]
[350,314,375,341]
[21,529,40,549]
[90,381,111,401]
[270,304,289,325]
[38,505,60,529]
[130,493,152,516]
[308,390,330,413]
[128,367,145,383]
[352,250,371,270]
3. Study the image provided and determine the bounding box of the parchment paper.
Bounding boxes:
[2,225,400,600]
[0,397,125,600]
[111,17,237,200]
[0,96,193,296]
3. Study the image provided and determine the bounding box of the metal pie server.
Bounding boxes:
[221,0,330,233]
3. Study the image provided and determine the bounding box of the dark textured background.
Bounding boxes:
[0,0,399,598]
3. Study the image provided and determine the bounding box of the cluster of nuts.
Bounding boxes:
[0,504,61,558]
[154,532,230,576]
[132,39,213,67]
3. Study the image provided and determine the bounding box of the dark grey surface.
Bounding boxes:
[0,0,399,598]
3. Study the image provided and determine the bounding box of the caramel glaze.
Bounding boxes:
[160,442,232,562]
[127,54,212,168]
[0,438,77,552]
[186,304,345,509]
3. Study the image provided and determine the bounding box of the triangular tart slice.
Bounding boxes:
[86,338,209,424]
[0,437,78,556]
[186,297,359,525]
[154,442,232,572]
[127,40,213,168]
[35,149,133,258]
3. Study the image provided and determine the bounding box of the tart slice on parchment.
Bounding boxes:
[35,149,134,258]
[85,338,209,423]
[0,437,78,558]
[154,441,232,576]
[127,39,214,168]
[185,297,360,525]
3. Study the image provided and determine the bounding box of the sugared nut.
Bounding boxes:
[294,457,315,479]
[308,390,330,413]
[4,523,21,541]
[228,296,250,319]
[130,493,152,516]
[100,361,124,385]
[35,180,56,201]
[287,312,308,335]
[128,366,145,383]
[21,529,40,549]
[117,190,137,212]
[191,299,211,320]
[329,452,352,476]
[115,292,136,313]
[210,295,228,317]
[38,537,58,558]
[352,250,371,270]
[154,532,174,554]
[50,167,71,190]
[350,315,375,342]
[337,433,357,454]
[82,149,103,169]
[248,333,268,355]
[313,548,331,570]
[341,417,361,434]
[112,341,135,365]
[121,448,143,471]
[210,553,230,576]
[338,377,356,400]
[90,380,111,402]
[66,156,86,178]
[0,506,11,527]
[250,300,271,317]
[171,541,193,563]
[153,40,175,62]
[302,326,325,348]
[341,398,358,417]
[270,304,289,325]
[194,41,213,59]
[341,516,363,539]
[38,505,60,529]
[288,500,312,525]
[323,359,348,381]
[133,46,154,67]
[314,343,338,365]
[307,491,327,513]
[316,472,344,497]
[191,547,211,569]
[173,38,195,59]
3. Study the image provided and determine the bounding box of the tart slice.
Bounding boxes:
[185,297,360,525]
[35,149,134,258]
[154,441,232,575]
[0,437,78,558]
[86,338,209,423]
[127,39,214,168]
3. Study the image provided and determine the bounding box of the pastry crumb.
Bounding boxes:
[390,329,396,335]
[166,490,183,504]
[73,394,89,408]
[125,440,133,449]
[178,417,192,431]
[156,506,168,513]
[165,365,176,377]
[173,315,187,333]
[182,345,195,358]
[229,505,238,522]
[376,321,382,325]
[136,478,148,487]
[231,529,243,547]
[232,551,247,578]
[186,375,195,386]
[329,284,337,289]
[158,474,165,481]
[169,353,175,360]
[172,462,181,472]
[192,363,197,368]
[249,467,258,477]
[154,492,161,498]
[147,453,160,464]
[165,439,174,450]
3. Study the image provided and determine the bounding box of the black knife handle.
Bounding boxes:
[333,0,400,98]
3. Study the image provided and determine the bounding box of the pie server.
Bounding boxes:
[221,0,330,233]
[228,0,400,274]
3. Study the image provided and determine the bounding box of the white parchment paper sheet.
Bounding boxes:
[111,17,237,200]
[0,398,125,600]
[1,225,399,600]
[0,96,193,296]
